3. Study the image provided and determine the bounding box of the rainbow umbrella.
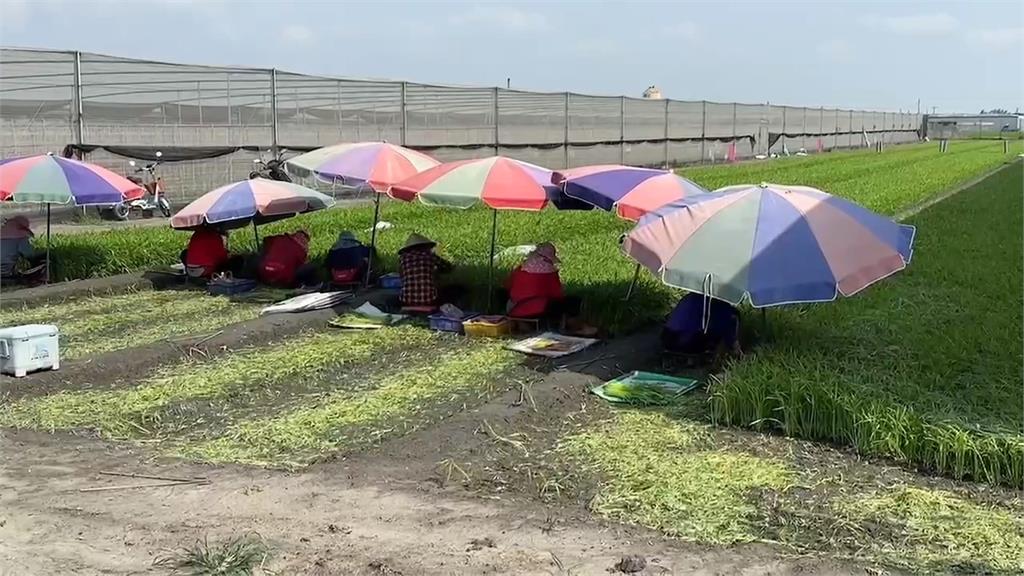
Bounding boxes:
[286,142,439,191]
[622,183,915,308]
[0,154,145,282]
[554,165,709,221]
[286,142,440,283]
[171,179,334,239]
[390,156,558,304]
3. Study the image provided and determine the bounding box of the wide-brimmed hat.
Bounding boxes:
[0,215,33,240]
[530,242,560,264]
[400,233,436,252]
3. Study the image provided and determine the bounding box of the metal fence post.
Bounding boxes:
[493,86,500,156]
[563,92,570,169]
[619,96,625,164]
[400,82,408,146]
[270,68,279,151]
[72,51,84,150]
[700,100,707,165]
[849,109,853,148]
[781,105,786,155]
[732,102,737,142]
[663,99,670,168]
[819,106,824,151]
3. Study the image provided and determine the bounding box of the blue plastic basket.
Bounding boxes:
[379,273,402,290]
[428,313,477,334]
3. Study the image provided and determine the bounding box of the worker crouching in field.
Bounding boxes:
[662,293,742,363]
[397,233,461,313]
[504,242,581,329]
[180,226,244,279]
[326,230,374,286]
[0,216,47,284]
[259,230,317,287]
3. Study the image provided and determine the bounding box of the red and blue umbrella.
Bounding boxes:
[0,154,143,205]
[171,178,335,230]
[622,183,915,307]
[554,165,709,221]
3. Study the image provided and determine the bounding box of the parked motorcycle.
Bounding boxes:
[99,151,172,220]
[249,150,291,182]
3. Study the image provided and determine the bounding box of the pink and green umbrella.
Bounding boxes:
[553,164,709,221]
[0,154,145,282]
[389,156,556,210]
[0,154,143,205]
[622,183,915,307]
[286,142,439,192]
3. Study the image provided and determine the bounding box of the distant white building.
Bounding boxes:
[926,113,1022,138]
[642,86,663,99]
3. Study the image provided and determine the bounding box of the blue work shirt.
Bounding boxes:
[665,294,740,345]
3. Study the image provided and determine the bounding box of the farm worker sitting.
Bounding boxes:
[661,293,741,357]
[180,226,229,278]
[259,230,311,287]
[505,242,579,324]
[0,216,46,282]
[398,233,453,311]
[326,230,373,285]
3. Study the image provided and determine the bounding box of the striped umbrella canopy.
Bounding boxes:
[622,183,915,307]
[171,178,335,230]
[389,156,556,210]
[0,154,144,205]
[555,165,710,220]
[286,142,439,192]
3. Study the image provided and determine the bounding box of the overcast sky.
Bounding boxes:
[1,0,1021,113]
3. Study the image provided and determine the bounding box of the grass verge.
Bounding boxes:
[710,162,1024,487]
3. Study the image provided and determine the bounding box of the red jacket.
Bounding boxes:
[185,229,228,276]
[259,233,309,286]
[506,266,563,318]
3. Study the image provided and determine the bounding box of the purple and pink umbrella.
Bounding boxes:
[553,165,709,221]
[622,183,915,307]
[285,142,439,192]
[0,154,143,205]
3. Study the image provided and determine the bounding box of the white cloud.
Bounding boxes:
[816,38,854,62]
[448,5,547,33]
[281,24,313,44]
[661,21,700,42]
[966,26,1024,52]
[864,12,959,36]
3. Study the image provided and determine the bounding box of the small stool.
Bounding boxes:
[508,316,541,334]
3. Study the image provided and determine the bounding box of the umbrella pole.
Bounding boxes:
[252,220,260,251]
[623,262,641,301]
[487,208,498,311]
[366,191,382,286]
[45,204,51,284]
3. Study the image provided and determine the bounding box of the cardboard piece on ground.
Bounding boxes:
[329,302,407,329]
[261,291,351,315]
[507,331,598,358]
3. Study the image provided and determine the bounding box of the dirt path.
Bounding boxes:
[0,427,864,576]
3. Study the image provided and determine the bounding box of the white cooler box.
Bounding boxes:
[0,324,60,377]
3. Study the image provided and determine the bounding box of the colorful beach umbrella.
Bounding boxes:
[286,142,439,192]
[0,154,144,205]
[389,156,556,210]
[622,183,915,307]
[171,178,335,231]
[554,165,709,221]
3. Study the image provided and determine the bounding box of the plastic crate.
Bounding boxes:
[463,315,511,338]
[379,273,402,290]
[428,313,476,334]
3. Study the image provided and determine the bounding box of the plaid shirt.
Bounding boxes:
[400,248,446,307]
